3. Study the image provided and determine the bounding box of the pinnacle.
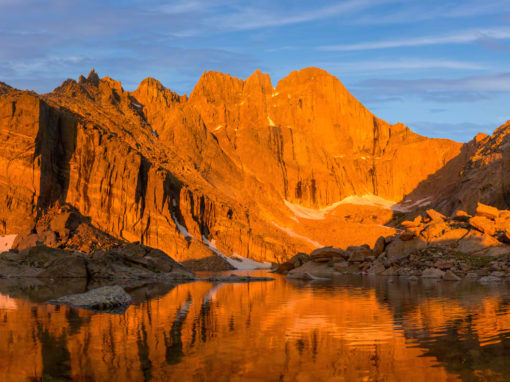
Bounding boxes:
[87,69,100,86]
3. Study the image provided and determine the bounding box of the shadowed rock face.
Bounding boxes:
[0,243,195,280]
[401,122,510,215]
[0,67,498,264]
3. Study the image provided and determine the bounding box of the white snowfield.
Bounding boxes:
[285,194,430,221]
[337,195,398,210]
[0,235,16,252]
[394,196,433,212]
[284,200,342,220]
[171,214,192,238]
[202,236,271,270]
[225,254,272,270]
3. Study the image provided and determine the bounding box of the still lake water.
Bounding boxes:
[1,272,510,381]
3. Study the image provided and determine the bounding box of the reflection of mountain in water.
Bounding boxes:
[1,275,510,380]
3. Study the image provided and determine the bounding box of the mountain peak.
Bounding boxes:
[77,68,100,87]
[246,69,273,92]
[137,77,165,93]
[87,69,100,85]
[132,77,183,106]
[190,70,244,103]
[280,67,335,83]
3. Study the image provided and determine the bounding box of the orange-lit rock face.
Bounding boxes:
[188,68,462,207]
[3,276,510,380]
[0,68,466,262]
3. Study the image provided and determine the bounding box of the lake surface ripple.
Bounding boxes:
[1,272,510,381]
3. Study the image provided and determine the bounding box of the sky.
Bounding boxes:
[1,0,510,142]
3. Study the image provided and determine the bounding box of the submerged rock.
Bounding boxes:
[443,270,461,281]
[287,261,338,280]
[49,286,132,311]
[203,274,274,283]
[421,268,445,279]
[478,276,503,284]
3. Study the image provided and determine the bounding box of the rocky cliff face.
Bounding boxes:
[0,68,476,263]
[188,68,462,207]
[401,121,510,215]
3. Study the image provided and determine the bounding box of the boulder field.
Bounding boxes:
[279,203,510,283]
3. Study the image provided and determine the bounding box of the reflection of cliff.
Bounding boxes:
[37,326,72,381]
[7,277,510,380]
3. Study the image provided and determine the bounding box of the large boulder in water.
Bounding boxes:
[49,286,132,310]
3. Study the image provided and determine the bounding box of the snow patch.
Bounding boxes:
[201,236,270,269]
[202,235,223,256]
[393,196,433,212]
[267,115,276,127]
[272,91,279,97]
[0,235,16,252]
[131,102,142,108]
[225,253,271,270]
[337,195,398,210]
[284,200,342,220]
[285,194,410,220]
[214,125,223,131]
[171,214,192,238]
[272,222,324,248]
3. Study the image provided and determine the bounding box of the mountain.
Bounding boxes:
[1,67,494,264]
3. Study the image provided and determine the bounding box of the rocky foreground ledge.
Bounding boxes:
[276,203,510,283]
[0,243,274,312]
[0,244,274,282]
[0,243,195,280]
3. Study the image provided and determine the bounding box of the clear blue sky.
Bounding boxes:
[2,0,510,142]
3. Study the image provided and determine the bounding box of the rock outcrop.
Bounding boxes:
[286,204,510,282]
[401,121,510,215]
[0,243,195,280]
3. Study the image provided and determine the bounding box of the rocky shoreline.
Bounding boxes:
[0,243,195,280]
[0,241,275,311]
[276,203,510,283]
